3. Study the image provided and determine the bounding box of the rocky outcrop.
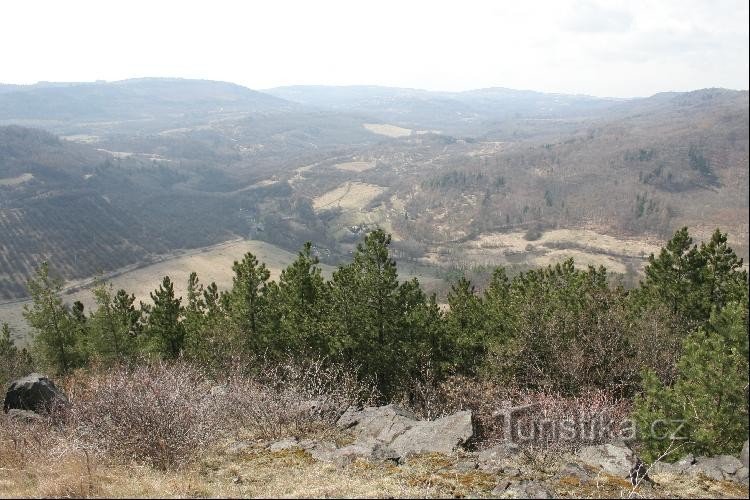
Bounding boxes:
[3,373,68,414]
[574,443,634,477]
[336,404,474,458]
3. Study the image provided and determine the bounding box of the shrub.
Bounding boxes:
[219,356,378,439]
[67,362,219,470]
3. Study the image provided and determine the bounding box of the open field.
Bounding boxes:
[333,161,375,172]
[363,123,412,137]
[312,182,386,211]
[470,229,664,259]
[0,173,34,186]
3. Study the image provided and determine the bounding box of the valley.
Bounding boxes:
[1,79,748,335]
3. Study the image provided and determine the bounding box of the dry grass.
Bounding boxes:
[363,123,412,138]
[312,182,386,211]
[0,173,34,186]
[334,161,375,172]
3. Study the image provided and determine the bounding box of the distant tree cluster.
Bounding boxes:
[3,227,747,460]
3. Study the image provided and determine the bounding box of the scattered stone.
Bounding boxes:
[477,442,521,472]
[495,480,553,499]
[556,462,595,484]
[3,374,69,414]
[575,443,633,477]
[268,437,300,452]
[226,441,253,456]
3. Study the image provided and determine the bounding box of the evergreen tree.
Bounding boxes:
[1,323,33,385]
[87,281,137,361]
[639,227,707,325]
[698,229,748,312]
[225,252,272,353]
[328,229,404,395]
[444,277,485,374]
[274,242,329,356]
[23,263,83,374]
[144,276,185,358]
[633,302,749,461]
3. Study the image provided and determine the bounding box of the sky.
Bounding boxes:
[0,0,747,97]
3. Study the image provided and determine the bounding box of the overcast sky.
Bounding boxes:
[1,0,747,97]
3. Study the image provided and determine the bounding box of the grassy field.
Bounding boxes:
[313,182,386,211]
[363,123,412,137]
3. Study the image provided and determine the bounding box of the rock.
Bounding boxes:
[734,466,748,484]
[494,480,552,499]
[477,442,521,472]
[575,443,633,477]
[336,404,474,458]
[690,455,743,481]
[556,462,596,484]
[226,441,253,456]
[450,458,479,472]
[741,440,749,469]
[268,437,300,452]
[650,454,695,476]
[389,410,473,456]
[337,404,418,443]
[305,441,339,463]
[3,374,68,414]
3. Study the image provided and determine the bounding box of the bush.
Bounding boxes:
[67,362,219,470]
[219,356,378,439]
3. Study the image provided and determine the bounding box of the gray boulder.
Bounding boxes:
[574,443,633,477]
[689,455,743,481]
[336,404,474,458]
[3,373,68,414]
[337,404,418,442]
[390,410,473,456]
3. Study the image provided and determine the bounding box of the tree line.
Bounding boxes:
[2,227,748,460]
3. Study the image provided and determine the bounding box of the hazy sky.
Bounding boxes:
[1,0,747,97]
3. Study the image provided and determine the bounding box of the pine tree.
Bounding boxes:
[328,229,404,395]
[275,242,329,356]
[1,323,33,385]
[144,276,185,359]
[225,252,272,353]
[87,281,138,361]
[699,229,748,312]
[639,227,707,325]
[444,277,485,374]
[23,263,83,374]
[633,302,749,460]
